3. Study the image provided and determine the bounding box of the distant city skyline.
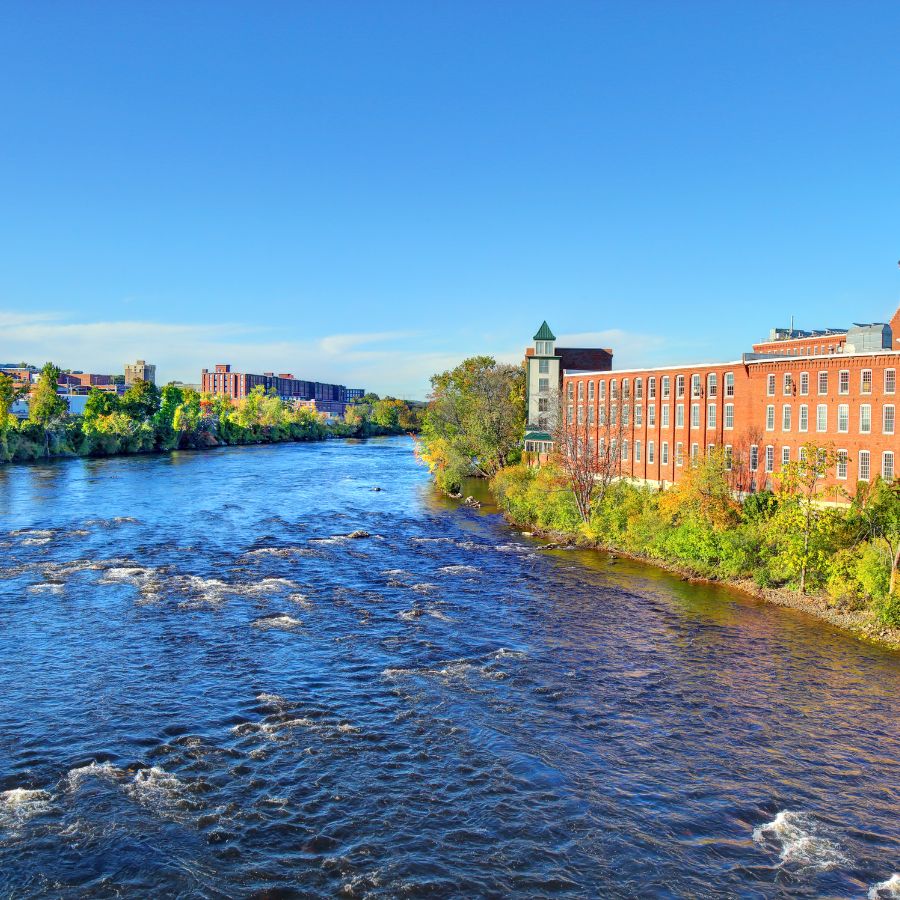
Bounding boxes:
[2,2,899,398]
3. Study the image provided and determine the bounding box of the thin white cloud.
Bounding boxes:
[318,331,419,356]
[0,310,672,399]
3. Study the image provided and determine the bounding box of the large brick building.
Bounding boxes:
[529,305,900,498]
[200,364,362,416]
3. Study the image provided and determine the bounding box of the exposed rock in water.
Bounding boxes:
[346,530,371,539]
[463,496,481,509]
[370,487,383,492]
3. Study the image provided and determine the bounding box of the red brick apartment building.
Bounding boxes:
[200,364,359,416]
[545,305,900,498]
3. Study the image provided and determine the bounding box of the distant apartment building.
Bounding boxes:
[524,321,613,453]
[125,359,156,386]
[542,304,900,499]
[0,366,39,389]
[200,364,360,416]
[345,388,366,402]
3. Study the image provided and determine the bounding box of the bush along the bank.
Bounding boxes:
[0,367,422,464]
[491,447,900,628]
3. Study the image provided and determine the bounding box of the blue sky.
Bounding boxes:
[2,2,899,398]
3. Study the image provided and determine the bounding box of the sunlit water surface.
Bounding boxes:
[0,437,898,899]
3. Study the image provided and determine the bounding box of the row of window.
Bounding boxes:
[565,371,738,403]
[766,369,895,396]
[564,396,897,437]
[560,367,897,405]
[597,438,894,483]
[764,403,895,435]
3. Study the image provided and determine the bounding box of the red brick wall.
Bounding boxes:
[563,351,898,499]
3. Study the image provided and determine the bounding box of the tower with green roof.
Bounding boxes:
[523,320,614,458]
[524,321,559,452]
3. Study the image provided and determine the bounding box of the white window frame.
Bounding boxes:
[766,405,775,431]
[724,372,735,397]
[782,404,791,432]
[837,403,849,433]
[836,449,848,480]
[860,404,871,434]
[883,451,895,481]
[859,450,870,482]
[884,404,895,435]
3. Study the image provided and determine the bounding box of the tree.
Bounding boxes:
[421,356,525,489]
[83,388,121,424]
[420,356,525,492]
[28,363,68,426]
[549,392,600,522]
[775,441,843,593]
[372,397,404,431]
[853,477,900,596]
[121,379,161,420]
[0,373,25,431]
[658,447,740,530]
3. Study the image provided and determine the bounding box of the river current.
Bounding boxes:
[0,436,898,898]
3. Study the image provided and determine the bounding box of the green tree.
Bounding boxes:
[775,442,843,593]
[0,373,25,431]
[853,477,900,597]
[121,379,161,420]
[28,363,68,426]
[83,388,121,424]
[372,397,404,431]
[420,356,525,492]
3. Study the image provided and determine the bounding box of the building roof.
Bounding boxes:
[533,321,556,341]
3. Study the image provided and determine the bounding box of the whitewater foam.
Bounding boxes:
[438,564,479,575]
[252,614,303,630]
[0,788,53,825]
[870,875,900,899]
[752,810,848,871]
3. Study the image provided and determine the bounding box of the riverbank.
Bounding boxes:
[487,462,900,653]
[0,422,413,466]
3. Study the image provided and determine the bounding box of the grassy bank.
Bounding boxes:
[490,461,900,650]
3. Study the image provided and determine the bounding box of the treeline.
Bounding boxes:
[418,356,900,630]
[0,364,421,463]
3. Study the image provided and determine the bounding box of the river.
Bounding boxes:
[0,436,898,898]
